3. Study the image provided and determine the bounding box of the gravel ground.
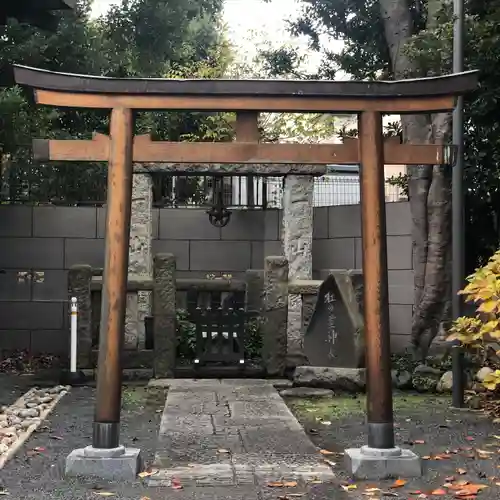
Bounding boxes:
[2,384,498,500]
[0,374,33,408]
[287,391,500,499]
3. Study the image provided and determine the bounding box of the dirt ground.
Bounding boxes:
[286,391,500,499]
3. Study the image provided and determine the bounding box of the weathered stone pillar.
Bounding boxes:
[68,265,93,368]
[125,173,153,350]
[282,175,314,367]
[262,256,289,376]
[245,269,264,313]
[153,253,176,378]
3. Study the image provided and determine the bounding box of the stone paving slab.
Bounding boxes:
[150,379,335,487]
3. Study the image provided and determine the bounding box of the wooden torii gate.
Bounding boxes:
[14,65,477,464]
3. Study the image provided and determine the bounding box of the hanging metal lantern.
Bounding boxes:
[206,175,231,227]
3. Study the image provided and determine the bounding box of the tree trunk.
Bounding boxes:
[379,0,452,359]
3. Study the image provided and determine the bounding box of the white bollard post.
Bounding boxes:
[70,297,78,373]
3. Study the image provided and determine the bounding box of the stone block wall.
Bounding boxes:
[0,201,413,355]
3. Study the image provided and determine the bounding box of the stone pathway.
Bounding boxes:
[149,379,335,487]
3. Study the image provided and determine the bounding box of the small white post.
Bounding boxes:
[70,297,78,373]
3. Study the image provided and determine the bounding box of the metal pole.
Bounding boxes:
[93,107,134,449]
[70,297,78,373]
[451,0,465,408]
[359,111,395,449]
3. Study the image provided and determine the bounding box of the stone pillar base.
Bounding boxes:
[344,446,422,480]
[65,445,142,480]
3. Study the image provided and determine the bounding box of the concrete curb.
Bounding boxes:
[0,385,70,470]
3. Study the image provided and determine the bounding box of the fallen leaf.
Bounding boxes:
[445,476,456,482]
[379,492,398,497]
[319,449,335,455]
[323,459,336,468]
[422,456,431,460]
[408,491,422,495]
[431,489,447,495]
[0,492,9,496]
[414,440,425,444]
[171,478,183,490]
[283,494,305,498]
[340,484,357,491]
[465,436,475,441]
[217,449,230,454]
[140,497,151,500]
[33,447,45,452]
[321,421,332,426]
[457,468,468,475]
[138,470,158,478]
[267,482,284,488]
[283,481,298,487]
[364,488,381,493]
[49,436,63,440]
[93,493,115,497]
[390,479,407,488]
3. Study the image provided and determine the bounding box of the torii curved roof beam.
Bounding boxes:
[13,65,479,113]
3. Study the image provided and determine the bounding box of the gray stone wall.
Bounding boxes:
[0,202,413,355]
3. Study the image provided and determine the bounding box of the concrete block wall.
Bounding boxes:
[0,202,413,355]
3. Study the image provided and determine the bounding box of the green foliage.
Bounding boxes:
[261,0,500,273]
[176,309,197,360]
[0,0,234,203]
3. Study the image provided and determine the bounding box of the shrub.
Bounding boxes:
[448,248,500,390]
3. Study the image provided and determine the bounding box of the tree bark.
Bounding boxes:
[379,0,452,359]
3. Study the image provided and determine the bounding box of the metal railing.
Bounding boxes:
[0,159,407,208]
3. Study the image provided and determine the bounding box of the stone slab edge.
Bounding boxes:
[147,378,292,389]
[0,385,70,470]
[82,369,153,381]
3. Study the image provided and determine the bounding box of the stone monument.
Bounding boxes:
[303,270,365,368]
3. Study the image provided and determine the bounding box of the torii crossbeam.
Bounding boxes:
[14,64,478,480]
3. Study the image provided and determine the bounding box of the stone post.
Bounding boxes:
[68,265,93,368]
[244,269,264,313]
[282,175,313,367]
[153,253,176,378]
[262,256,289,376]
[125,173,153,350]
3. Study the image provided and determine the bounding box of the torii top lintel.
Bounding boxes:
[13,65,478,114]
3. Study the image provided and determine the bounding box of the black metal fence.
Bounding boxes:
[0,158,406,208]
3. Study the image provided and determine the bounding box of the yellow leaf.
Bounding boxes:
[283,481,298,487]
[478,300,498,313]
[340,484,357,491]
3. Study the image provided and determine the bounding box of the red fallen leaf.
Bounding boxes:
[33,447,45,452]
[171,478,183,490]
[465,437,475,441]
[431,489,447,495]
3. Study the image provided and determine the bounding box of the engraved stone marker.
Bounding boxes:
[303,271,365,368]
